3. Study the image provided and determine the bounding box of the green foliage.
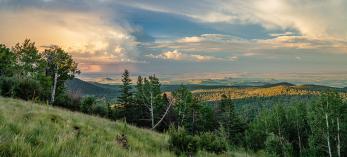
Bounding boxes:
[81,96,97,114]
[14,77,44,101]
[217,94,247,146]
[265,133,293,157]
[0,77,17,97]
[12,39,46,78]
[53,92,81,111]
[42,46,80,97]
[308,91,347,157]
[133,74,167,128]
[80,96,110,117]
[0,44,16,76]
[199,130,228,154]
[172,85,194,126]
[0,77,48,101]
[168,127,200,156]
[0,39,79,105]
[118,69,133,106]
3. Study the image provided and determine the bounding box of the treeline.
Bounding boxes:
[114,70,237,155]
[0,39,79,107]
[114,70,347,157]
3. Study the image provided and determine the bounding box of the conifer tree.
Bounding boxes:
[118,69,134,121]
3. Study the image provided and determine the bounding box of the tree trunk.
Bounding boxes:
[337,117,341,157]
[295,109,302,157]
[275,110,286,157]
[150,91,154,128]
[50,70,58,104]
[325,101,332,157]
[325,113,332,157]
[192,109,195,134]
[152,99,173,130]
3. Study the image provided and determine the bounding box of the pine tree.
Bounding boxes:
[218,94,245,146]
[118,69,133,121]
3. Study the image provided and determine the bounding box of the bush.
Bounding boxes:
[168,127,200,156]
[93,102,108,117]
[0,77,17,97]
[14,78,43,101]
[53,92,81,111]
[0,77,46,101]
[265,133,293,157]
[199,131,228,154]
[80,96,97,114]
[80,96,108,117]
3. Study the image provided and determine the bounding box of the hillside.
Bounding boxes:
[65,78,119,98]
[0,97,173,157]
[193,84,347,101]
[0,97,258,157]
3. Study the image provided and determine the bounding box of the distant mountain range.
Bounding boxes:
[66,78,347,99]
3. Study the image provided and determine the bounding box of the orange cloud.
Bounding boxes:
[79,64,102,73]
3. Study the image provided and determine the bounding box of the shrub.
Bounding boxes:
[168,127,200,156]
[14,78,43,101]
[80,96,97,114]
[93,103,108,117]
[53,92,81,111]
[265,133,293,157]
[0,77,17,97]
[199,131,228,154]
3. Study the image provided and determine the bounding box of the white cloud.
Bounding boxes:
[177,36,204,43]
[146,49,236,62]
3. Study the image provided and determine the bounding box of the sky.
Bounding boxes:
[1,0,347,77]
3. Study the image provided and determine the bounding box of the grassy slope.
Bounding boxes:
[0,97,174,157]
[0,97,262,157]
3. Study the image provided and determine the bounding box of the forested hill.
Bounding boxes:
[66,78,347,100]
[66,78,119,98]
[194,84,347,101]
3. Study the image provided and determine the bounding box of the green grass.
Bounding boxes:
[0,97,266,157]
[0,97,175,157]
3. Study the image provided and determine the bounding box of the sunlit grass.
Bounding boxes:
[0,97,174,157]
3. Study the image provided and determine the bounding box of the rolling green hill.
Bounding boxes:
[0,97,260,157]
[193,84,347,102]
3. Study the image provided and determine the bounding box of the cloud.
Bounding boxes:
[1,0,347,74]
[258,35,347,50]
[79,64,102,73]
[146,49,236,62]
[0,7,144,74]
[119,0,347,41]
[177,36,204,43]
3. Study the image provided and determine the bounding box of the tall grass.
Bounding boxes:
[0,97,174,157]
